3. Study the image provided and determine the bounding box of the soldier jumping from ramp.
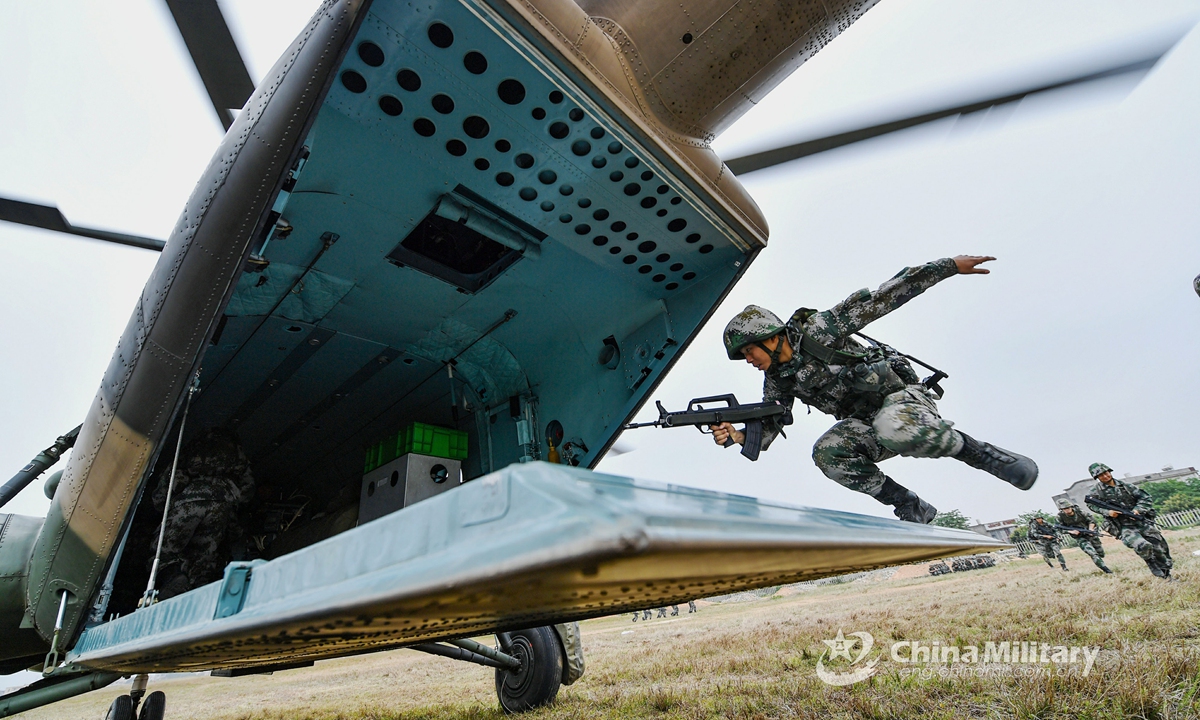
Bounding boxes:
[711,256,1037,524]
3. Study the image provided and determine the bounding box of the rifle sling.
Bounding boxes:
[798,331,865,366]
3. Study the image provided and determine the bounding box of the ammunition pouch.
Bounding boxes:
[840,357,907,396]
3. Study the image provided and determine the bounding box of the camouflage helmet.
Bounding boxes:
[723,305,785,360]
[1089,462,1112,479]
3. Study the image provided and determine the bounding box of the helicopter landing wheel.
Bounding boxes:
[494,626,563,713]
[104,695,133,720]
[138,691,166,720]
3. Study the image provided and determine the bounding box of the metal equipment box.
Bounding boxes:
[359,453,461,524]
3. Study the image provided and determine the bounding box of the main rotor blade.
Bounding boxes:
[163,0,255,131]
[725,57,1161,175]
[0,197,165,251]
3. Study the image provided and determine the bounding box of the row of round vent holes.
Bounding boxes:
[343,45,689,221]
[342,29,707,288]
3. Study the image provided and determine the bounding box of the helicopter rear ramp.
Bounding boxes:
[69,462,1005,673]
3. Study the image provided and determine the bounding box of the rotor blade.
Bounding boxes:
[0,197,165,251]
[725,57,1160,175]
[163,0,255,131]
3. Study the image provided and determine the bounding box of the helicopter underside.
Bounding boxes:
[186,0,755,508]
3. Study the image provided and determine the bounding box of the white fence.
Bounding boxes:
[1155,507,1200,529]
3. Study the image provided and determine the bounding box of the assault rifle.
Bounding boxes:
[1049,523,1100,539]
[1085,495,1155,522]
[624,394,793,462]
[1028,526,1058,542]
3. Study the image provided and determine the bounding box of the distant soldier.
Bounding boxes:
[1056,504,1111,574]
[1085,463,1173,579]
[670,605,679,616]
[656,607,667,618]
[687,601,697,613]
[713,257,1037,524]
[149,427,255,598]
[1028,516,1067,571]
[642,609,652,620]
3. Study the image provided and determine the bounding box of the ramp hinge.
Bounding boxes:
[214,561,262,619]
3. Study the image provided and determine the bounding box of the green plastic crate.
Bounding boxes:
[401,422,468,460]
[364,423,467,473]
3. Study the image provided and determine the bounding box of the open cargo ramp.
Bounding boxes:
[69,463,1006,673]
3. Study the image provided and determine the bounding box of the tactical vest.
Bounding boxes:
[775,309,918,421]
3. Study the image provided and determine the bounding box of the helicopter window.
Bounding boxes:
[389,215,518,293]
[388,188,545,293]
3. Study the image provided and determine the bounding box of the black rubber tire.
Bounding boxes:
[495,626,563,713]
[104,695,133,720]
[139,691,166,720]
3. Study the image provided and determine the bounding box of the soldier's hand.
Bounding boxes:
[953,255,996,274]
[1070,531,1079,536]
[710,422,744,447]
[1108,510,1120,518]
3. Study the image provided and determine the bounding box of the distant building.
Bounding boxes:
[969,518,1017,542]
[1052,466,1197,510]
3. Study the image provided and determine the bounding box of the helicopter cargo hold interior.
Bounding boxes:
[105,0,763,617]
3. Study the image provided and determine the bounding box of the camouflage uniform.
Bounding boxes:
[150,428,255,598]
[747,259,964,497]
[1086,478,1173,578]
[1028,519,1066,570]
[1056,505,1109,572]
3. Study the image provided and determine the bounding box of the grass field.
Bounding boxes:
[16,530,1200,720]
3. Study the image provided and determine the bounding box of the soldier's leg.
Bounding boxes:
[183,507,233,589]
[1053,542,1067,570]
[1118,528,1165,577]
[1037,542,1055,567]
[151,492,209,598]
[1081,538,1111,572]
[875,387,1037,491]
[812,420,934,523]
[1140,526,1173,575]
[872,387,963,459]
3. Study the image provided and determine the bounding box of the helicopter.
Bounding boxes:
[0,0,1186,716]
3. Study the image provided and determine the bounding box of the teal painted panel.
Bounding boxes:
[70,462,1004,673]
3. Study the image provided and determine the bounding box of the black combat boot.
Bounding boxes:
[1099,563,1113,574]
[875,477,937,524]
[954,433,1038,490]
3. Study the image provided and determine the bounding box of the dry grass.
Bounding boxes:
[17,531,1200,720]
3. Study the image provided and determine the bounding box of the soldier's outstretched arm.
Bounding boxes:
[819,256,993,339]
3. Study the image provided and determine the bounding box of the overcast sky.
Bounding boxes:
[2,0,1199,531]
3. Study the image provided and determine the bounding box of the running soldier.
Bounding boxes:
[1028,516,1067,571]
[1085,463,1173,579]
[149,427,256,598]
[1056,504,1111,573]
[712,256,1038,523]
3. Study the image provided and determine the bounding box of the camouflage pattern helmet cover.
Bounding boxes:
[1089,462,1112,478]
[723,305,785,360]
